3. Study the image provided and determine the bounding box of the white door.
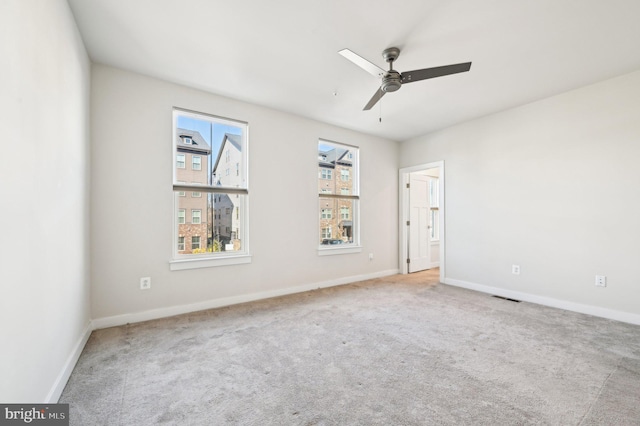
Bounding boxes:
[408,173,430,272]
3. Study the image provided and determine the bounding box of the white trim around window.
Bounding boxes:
[317,139,361,255]
[172,107,251,270]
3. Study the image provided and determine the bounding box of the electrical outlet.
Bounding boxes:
[369,253,374,261]
[595,275,607,287]
[512,265,521,275]
[140,277,151,290]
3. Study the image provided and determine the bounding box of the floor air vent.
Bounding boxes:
[492,295,521,303]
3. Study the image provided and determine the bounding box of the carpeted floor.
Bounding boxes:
[61,270,640,425]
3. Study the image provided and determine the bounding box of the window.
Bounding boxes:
[341,207,350,220]
[192,210,202,224]
[318,140,359,252]
[429,178,440,241]
[192,236,201,250]
[183,136,192,145]
[176,154,185,169]
[173,108,250,269]
[192,155,201,170]
[321,227,331,239]
[319,168,332,180]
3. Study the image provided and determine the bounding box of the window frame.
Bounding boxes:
[317,139,361,256]
[171,108,251,270]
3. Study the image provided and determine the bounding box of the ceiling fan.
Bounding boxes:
[339,47,472,110]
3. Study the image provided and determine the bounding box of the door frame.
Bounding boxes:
[399,161,445,282]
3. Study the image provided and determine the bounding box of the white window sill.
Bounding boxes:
[430,240,440,245]
[170,254,252,271]
[317,245,362,256]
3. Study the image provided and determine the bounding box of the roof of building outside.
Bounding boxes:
[213,133,243,174]
[319,147,351,168]
[176,128,212,154]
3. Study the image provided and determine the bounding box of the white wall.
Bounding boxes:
[0,0,91,402]
[90,65,399,323]
[400,70,640,322]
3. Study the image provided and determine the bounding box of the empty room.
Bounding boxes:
[2,0,640,424]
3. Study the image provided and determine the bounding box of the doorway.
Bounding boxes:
[399,161,445,281]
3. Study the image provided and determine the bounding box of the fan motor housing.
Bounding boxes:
[382,71,402,92]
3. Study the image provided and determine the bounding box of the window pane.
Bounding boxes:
[429,178,439,208]
[430,209,439,241]
[175,113,246,189]
[317,144,355,195]
[212,193,245,253]
[318,198,355,244]
[176,191,246,256]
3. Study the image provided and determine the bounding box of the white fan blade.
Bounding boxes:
[339,49,385,78]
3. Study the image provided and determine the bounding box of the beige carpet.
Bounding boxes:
[61,270,640,425]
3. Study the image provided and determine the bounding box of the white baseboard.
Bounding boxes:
[46,321,92,403]
[92,269,400,330]
[444,277,640,326]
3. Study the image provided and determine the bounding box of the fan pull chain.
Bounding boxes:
[379,98,382,123]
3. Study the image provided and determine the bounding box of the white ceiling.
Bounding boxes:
[68,0,640,142]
